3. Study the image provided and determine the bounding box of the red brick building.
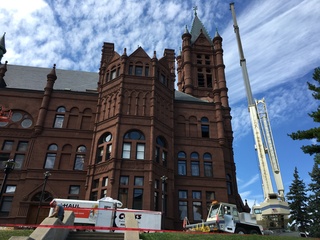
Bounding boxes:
[0,13,248,229]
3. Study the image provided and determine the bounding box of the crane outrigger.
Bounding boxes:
[230,3,290,230]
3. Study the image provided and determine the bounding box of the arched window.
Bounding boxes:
[96,132,113,163]
[203,152,212,160]
[201,117,209,138]
[190,152,199,160]
[191,161,200,176]
[124,130,145,140]
[178,151,186,159]
[53,106,66,128]
[203,152,213,177]
[155,136,168,166]
[178,151,186,176]
[191,151,200,176]
[122,130,145,160]
[74,145,86,170]
[44,144,58,169]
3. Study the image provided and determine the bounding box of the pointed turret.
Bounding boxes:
[34,64,57,134]
[214,28,221,38]
[0,61,7,88]
[47,63,57,81]
[0,33,7,64]
[190,9,212,45]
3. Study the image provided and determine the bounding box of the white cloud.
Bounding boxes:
[239,174,260,190]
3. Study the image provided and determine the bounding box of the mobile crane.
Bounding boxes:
[229,3,290,230]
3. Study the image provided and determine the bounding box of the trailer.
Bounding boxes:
[49,198,100,225]
[49,197,161,232]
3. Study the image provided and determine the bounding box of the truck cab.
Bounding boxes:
[205,201,263,234]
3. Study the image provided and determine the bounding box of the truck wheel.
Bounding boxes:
[249,229,259,234]
[235,227,246,234]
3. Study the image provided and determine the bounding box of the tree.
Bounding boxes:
[288,67,320,156]
[307,158,320,237]
[286,167,309,232]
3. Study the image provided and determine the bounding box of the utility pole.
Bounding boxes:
[35,171,51,224]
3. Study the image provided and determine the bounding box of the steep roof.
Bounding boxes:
[3,64,98,92]
[2,64,211,104]
[190,12,212,45]
[174,90,209,103]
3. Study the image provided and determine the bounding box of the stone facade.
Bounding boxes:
[0,13,247,230]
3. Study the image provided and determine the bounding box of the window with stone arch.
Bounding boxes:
[122,130,145,160]
[203,152,213,177]
[96,132,113,163]
[177,151,187,176]
[44,144,58,169]
[155,136,168,167]
[201,117,209,138]
[74,145,86,170]
[191,151,200,176]
[53,106,66,128]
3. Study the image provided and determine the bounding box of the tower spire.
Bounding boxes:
[193,6,198,16]
[0,33,7,64]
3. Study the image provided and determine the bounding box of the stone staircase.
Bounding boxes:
[66,231,125,240]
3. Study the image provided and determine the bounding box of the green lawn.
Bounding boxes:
[140,232,314,240]
[0,229,33,240]
[1,229,318,240]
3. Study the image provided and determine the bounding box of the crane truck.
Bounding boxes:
[229,3,290,230]
[185,200,263,234]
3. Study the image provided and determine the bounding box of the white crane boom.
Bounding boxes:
[256,99,285,199]
[230,3,275,200]
[229,3,289,230]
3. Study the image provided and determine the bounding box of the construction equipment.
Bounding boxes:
[185,200,263,234]
[229,3,290,230]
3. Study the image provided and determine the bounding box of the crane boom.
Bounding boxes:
[230,3,274,199]
[229,3,289,230]
[256,99,285,198]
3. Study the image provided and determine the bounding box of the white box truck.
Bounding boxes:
[49,197,161,232]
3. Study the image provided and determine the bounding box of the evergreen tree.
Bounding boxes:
[286,167,309,232]
[307,157,320,237]
[288,67,320,157]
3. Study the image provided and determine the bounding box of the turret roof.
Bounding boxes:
[0,33,7,63]
[190,11,212,45]
[0,33,6,52]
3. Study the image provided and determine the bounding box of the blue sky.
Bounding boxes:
[1,0,319,209]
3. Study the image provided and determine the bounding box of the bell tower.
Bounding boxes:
[176,10,229,108]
